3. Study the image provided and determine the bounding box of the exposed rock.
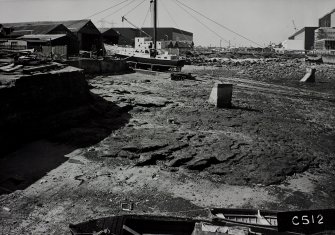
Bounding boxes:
[122,141,168,153]
[117,150,139,160]
[166,143,189,152]
[168,155,194,167]
[136,152,169,166]
[186,156,220,170]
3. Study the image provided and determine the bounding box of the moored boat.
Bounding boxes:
[114,0,185,72]
[211,208,278,228]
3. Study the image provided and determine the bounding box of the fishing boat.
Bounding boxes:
[115,0,186,72]
[211,208,278,228]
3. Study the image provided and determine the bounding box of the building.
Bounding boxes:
[1,20,102,52]
[99,28,119,45]
[314,39,335,50]
[1,22,79,54]
[0,24,13,37]
[315,9,335,51]
[20,34,81,58]
[0,39,27,50]
[288,27,318,50]
[315,27,335,40]
[113,28,142,46]
[319,9,335,27]
[281,39,304,51]
[113,27,193,47]
[141,27,193,42]
[57,20,102,52]
[314,27,335,50]
[2,23,73,37]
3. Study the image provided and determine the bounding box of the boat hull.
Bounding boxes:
[69,212,298,235]
[211,208,278,228]
[69,214,199,235]
[116,53,185,71]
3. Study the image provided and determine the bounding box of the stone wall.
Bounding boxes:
[66,58,127,74]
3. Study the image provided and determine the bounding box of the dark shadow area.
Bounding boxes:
[0,140,73,194]
[0,93,131,195]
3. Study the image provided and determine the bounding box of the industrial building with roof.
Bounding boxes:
[1,23,73,37]
[315,9,335,50]
[288,27,318,50]
[1,19,102,54]
[99,28,119,45]
[319,8,335,27]
[282,8,335,51]
[1,23,79,54]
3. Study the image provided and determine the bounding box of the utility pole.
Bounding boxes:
[151,0,157,51]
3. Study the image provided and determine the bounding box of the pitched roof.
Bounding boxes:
[5,24,60,37]
[141,27,193,36]
[319,8,335,20]
[99,28,110,34]
[288,27,318,39]
[18,34,66,42]
[2,19,91,33]
[56,20,91,32]
[99,28,119,35]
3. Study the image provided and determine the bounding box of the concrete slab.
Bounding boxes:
[300,68,316,83]
[208,83,233,108]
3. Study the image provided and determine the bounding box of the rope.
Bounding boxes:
[141,5,150,28]
[175,0,262,47]
[86,0,130,19]
[173,0,229,44]
[124,0,147,17]
[160,0,189,42]
[101,0,138,20]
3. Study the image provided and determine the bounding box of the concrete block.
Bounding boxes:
[300,68,316,83]
[208,83,233,108]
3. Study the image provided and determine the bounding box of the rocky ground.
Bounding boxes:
[0,60,335,234]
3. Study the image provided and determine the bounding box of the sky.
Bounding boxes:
[0,0,334,47]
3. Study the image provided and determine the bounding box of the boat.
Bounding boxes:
[69,211,299,235]
[114,0,186,72]
[211,208,278,228]
[69,214,201,235]
[305,55,323,63]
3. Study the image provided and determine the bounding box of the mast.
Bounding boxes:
[153,0,157,51]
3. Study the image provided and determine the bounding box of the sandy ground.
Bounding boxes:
[1,64,335,234]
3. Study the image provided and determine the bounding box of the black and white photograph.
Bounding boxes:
[0,0,335,234]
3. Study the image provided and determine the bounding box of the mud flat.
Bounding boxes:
[0,61,335,234]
